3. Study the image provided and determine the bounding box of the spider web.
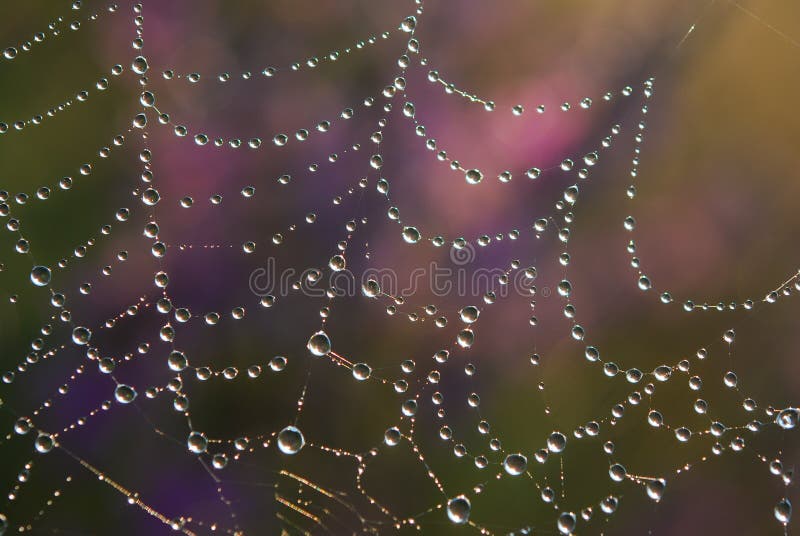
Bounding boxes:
[0,0,799,534]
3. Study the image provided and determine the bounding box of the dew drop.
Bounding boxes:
[457,329,475,348]
[674,427,692,442]
[362,279,381,298]
[465,169,483,185]
[601,496,619,514]
[400,16,417,32]
[139,91,155,107]
[187,431,208,454]
[131,55,148,75]
[34,433,54,454]
[352,363,372,381]
[307,331,331,356]
[447,496,471,524]
[277,425,305,454]
[384,427,401,446]
[30,266,51,286]
[646,479,666,501]
[609,463,626,482]
[402,226,421,244]
[71,326,92,345]
[503,453,527,476]
[776,408,799,430]
[459,306,479,324]
[547,432,567,453]
[557,280,572,297]
[526,168,541,179]
[329,255,346,272]
[775,498,792,524]
[114,384,137,404]
[557,512,576,535]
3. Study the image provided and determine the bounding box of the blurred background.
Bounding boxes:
[0,0,799,534]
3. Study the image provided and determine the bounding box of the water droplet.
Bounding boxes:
[457,329,475,348]
[30,266,51,286]
[775,498,792,524]
[329,255,346,272]
[459,306,479,324]
[547,432,567,453]
[34,433,54,454]
[557,512,576,534]
[646,479,666,501]
[465,169,483,185]
[402,226,421,244]
[557,280,572,297]
[447,496,471,524]
[362,279,381,298]
[71,326,92,345]
[674,427,691,442]
[131,56,148,75]
[400,16,417,32]
[114,384,137,404]
[647,410,663,427]
[503,453,527,475]
[384,427,401,446]
[277,426,305,454]
[526,168,542,179]
[723,329,735,344]
[776,408,799,430]
[600,495,619,514]
[307,331,331,356]
[723,371,738,388]
[14,418,32,435]
[270,356,287,371]
[609,463,626,482]
[187,431,208,454]
[140,91,155,107]
[352,363,372,381]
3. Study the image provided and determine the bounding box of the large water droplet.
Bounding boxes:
[131,55,148,75]
[34,433,54,454]
[277,425,305,454]
[776,408,798,430]
[307,331,331,356]
[503,453,527,476]
[114,384,137,404]
[609,463,626,482]
[71,326,92,345]
[547,432,567,453]
[646,479,666,501]
[459,306,479,324]
[400,16,417,32]
[557,512,576,534]
[30,266,51,286]
[775,498,792,524]
[465,169,483,185]
[447,495,471,524]
[187,431,208,454]
[402,226,421,244]
[352,363,372,381]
